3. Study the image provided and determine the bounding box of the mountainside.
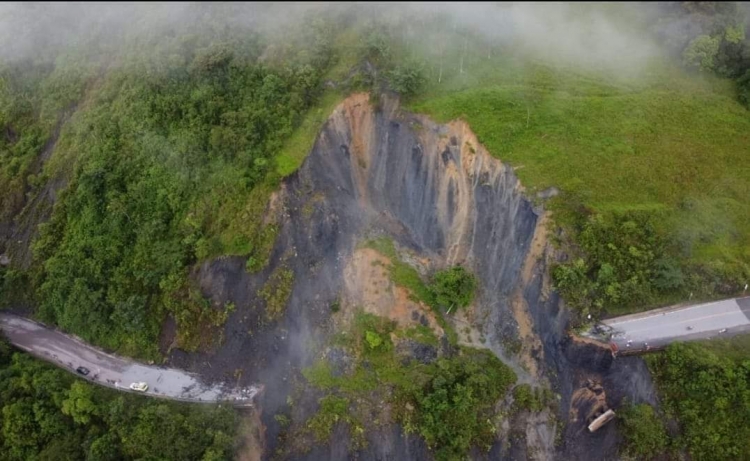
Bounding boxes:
[1,3,750,460]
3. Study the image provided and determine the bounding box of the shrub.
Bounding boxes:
[258,267,294,321]
[619,403,669,460]
[682,35,720,71]
[647,342,750,460]
[365,330,384,350]
[429,266,477,313]
[407,349,516,460]
[512,384,546,413]
[552,211,679,318]
[387,59,427,97]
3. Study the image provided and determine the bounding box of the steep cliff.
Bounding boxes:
[172,93,655,460]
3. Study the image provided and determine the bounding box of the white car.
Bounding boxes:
[129,382,149,392]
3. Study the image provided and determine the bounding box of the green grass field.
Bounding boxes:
[409,55,750,269]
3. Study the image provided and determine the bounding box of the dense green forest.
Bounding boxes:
[0,339,237,461]
[2,10,340,358]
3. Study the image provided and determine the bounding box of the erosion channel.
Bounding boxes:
[169,93,658,460]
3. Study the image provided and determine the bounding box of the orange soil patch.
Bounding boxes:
[342,248,444,336]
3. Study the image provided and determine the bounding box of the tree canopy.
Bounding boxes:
[0,341,237,461]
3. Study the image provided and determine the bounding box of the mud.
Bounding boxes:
[160,93,658,460]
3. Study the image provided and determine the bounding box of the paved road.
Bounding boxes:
[0,313,262,406]
[588,297,750,352]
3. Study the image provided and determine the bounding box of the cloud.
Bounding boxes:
[0,2,660,75]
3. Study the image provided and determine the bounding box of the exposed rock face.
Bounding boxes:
[177,93,656,460]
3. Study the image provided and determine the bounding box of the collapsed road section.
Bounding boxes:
[585,296,750,354]
[0,313,262,406]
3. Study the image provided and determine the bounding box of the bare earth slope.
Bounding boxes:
[164,93,657,460]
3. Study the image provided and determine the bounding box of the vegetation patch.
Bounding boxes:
[0,16,340,358]
[258,266,295,322]
[399,9,750,317]
[618,403,669,460]
[0,267,35,309]
[512,383,554,413]
[647,341,750,460]
[362,237,478,313]
[361,237,476,345]
[430,266,477,313]
[0,340,237,461]
[398,324,439,347]
[401,351,515,460]
[552,211,674,319]
[162,274,236,352]
[0,58,94,228]
[302,310,516,460]
[362,237,434,307]
[276,91,345,177]
[306,395,365,449]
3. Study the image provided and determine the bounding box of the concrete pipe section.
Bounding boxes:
[0,313,263,406]
[589,296,750,353]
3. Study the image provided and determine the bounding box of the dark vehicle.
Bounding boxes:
[76,366,90,376]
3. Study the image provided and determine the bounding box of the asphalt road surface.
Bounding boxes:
[594,297,750,352]
[0,313,262,406]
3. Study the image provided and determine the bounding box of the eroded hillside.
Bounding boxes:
[165,93,656,460]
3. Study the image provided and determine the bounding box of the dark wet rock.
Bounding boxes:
[397,339,438,365]
[437,335,459,360]
[561,337,614,373]
[325,347,355,378]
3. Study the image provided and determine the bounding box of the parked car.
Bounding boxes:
[76,366,90,376]
[129,382,149,392]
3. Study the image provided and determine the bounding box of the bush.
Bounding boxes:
[0,350,237,460]
[647,342,750,460]
[429,266,477,313]
[552,211,681,318]
[408,349,516,460]
[682,35,720,71]
[619,403,669,460]
[387,59,426,97]
[512,384,547,413]
[365,330,384,350]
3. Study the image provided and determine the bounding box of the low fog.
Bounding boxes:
[0,2,662,74]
